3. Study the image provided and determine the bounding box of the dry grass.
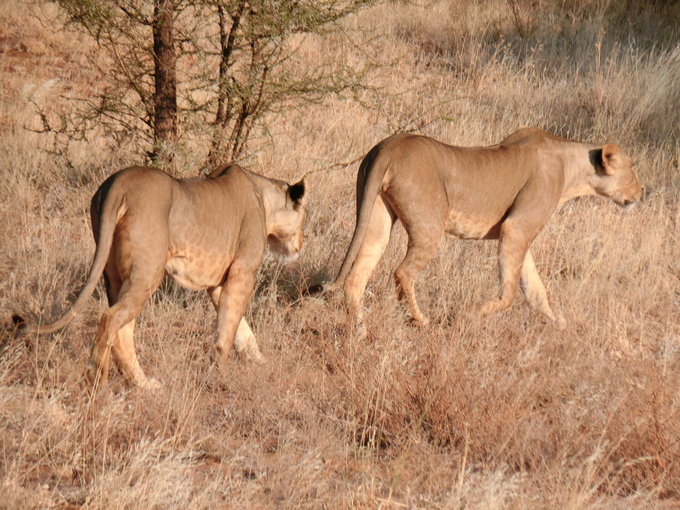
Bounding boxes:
[1,0,679,508]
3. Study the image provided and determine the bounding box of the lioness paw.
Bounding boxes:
[139,377,162,390]
[479,299,507,317]
[409,316,429,328]
[241,345,265,364]
[355,321,368,341]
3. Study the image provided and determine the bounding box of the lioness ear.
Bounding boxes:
[601,144,620,175]
[288,180,305,204]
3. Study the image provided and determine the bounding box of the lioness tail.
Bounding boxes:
[16,174,125,335]
[325,142,391,291]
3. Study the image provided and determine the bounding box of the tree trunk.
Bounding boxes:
[152,0,177,167]
[207,1,246,170]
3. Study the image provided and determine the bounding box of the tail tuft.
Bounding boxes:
[11,314,32,341]
[305,282,333,296]
[11,314,26,330]
[6,314,32,350]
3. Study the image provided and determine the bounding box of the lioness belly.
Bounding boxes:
[445,209,499,239]
[165,255,227,290]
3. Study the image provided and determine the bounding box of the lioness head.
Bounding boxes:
[591,144,643,206]
[267,180,307,262]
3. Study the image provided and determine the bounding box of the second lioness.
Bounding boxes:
[16,164,306,389]
[318,128,642,334]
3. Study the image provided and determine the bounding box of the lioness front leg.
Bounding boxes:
[234,318,264,362]
[481,172,560,319]
[520,250,566,328]
[480,219,530,316]
[214,264,257,370]
[209,287,263,362]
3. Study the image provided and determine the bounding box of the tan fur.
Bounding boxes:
[321,128,643,335]
[17,164,307,389]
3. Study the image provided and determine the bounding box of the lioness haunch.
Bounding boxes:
[316,128,643,336]
[15,164,306,389]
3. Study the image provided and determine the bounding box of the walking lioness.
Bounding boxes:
[316,128,642,335]
[15,164,307,389]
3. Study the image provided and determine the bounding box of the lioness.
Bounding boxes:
[15,164,307,389]
[317,128,642,335]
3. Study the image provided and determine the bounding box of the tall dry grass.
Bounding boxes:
[1,0,678,508]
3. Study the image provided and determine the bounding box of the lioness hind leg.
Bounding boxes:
[112,320,161,388]
[87,267,120,388]
[98,266,159,388]
[394,229,443,326]
[88,248,165,389]
[343,195,395,338]
[87,281,159,389]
